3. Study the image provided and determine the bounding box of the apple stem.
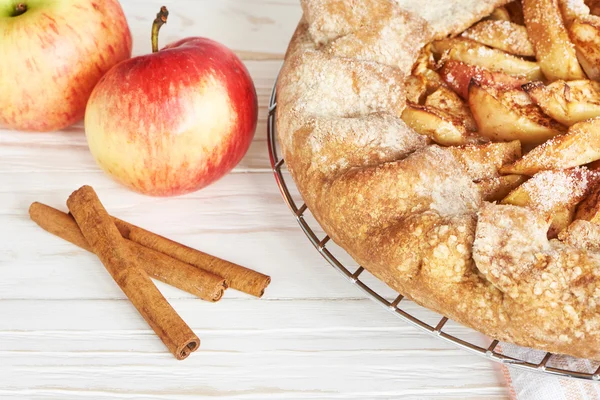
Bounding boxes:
[13,3,27,16]
[151,6,169,53]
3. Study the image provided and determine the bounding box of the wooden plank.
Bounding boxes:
[0,223,362,301]
[0,299,507,399]
[122,0,302,59]
[0,133,273,173]
[0,172,301,224]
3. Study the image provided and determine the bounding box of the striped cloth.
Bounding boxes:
[500,343,600,399]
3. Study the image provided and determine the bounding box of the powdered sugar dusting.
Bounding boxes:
[288,51,408,120]
[394,0,511,37]
[461,20,534,56]
[413,146,481,216]
[522,168,592,212]
[325,12,430,72]
[560,0,590,23]
[308,114,428,174]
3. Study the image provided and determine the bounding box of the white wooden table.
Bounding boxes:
[0,1,509,398]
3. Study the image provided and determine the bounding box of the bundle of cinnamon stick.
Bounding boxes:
[30,185,270,360]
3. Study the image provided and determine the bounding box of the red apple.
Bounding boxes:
[84,7,258,196]
[0,0,132,131]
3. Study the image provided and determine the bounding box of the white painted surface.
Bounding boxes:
[0,1,509,398]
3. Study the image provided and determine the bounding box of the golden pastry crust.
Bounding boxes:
[277,0,600,360]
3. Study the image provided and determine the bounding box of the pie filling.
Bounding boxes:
[402,0,600,239]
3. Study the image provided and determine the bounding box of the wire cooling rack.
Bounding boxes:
[266,81,600,381]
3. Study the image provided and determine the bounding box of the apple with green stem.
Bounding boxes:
[0,0,132,131]
[84,7,258,196]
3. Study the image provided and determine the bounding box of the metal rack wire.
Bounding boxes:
[266,81,600,381]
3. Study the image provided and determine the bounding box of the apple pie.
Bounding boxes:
[276,0,600,360]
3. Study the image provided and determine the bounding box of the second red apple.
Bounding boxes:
[84,7,258,196]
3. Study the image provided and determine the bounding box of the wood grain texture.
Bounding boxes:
[0,0,509,398]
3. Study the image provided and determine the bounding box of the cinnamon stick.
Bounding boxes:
[66,186,199,360]
[113,218,271,297]
[29,202,226,302]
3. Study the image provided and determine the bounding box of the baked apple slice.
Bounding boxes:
[412,44,444,94]
[424,87,477,131]
[449,140,522,181]
[462,20,534,56]
[489,6,511,21]
[468,81,566,144]
[575,185,600,223]
[569,16,600,81]
[502,168,600,237]
[523,80,600,126]
[477,174,528,202]
[431,38,543,80]
[523,0,586,81]
[439,60,528,100]
[501,118,600,175]
[401,104,478,145]
[559,0,590,25]
[405,75,427,104]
